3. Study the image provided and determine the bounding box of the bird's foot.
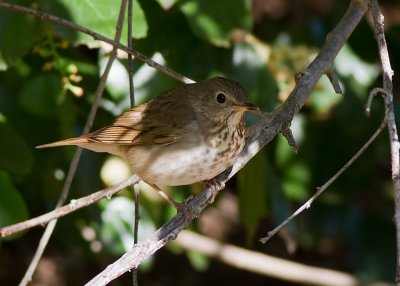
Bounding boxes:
[170,196,194,227]
[203,179,225,204]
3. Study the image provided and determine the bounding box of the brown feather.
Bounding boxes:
[36,137,89,148]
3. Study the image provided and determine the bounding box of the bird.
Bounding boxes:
[37,77,259,211]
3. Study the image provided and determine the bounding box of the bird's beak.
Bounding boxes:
[233,102,260,113]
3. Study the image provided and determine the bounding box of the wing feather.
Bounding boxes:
[87,93,197,146]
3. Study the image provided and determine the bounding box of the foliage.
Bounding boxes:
[0,0,398,285]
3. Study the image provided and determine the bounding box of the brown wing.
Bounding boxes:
[87,92,197,146]
[86,104,146,144]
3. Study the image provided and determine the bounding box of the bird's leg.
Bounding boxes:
[202,179,225,204]
[145,182,192,225]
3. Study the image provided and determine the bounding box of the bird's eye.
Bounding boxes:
[216,92,226,104]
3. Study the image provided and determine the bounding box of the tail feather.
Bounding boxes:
[36,137,89,149]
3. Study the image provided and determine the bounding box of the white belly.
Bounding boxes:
[126,141,241,186]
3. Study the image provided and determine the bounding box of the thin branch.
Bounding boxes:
[85,1,370,284]
[132,184,140,286]
[176,230,390,286]
[19,2,130,284]
[368,0,399,283]
[326,68,343,94]
[127,0,135,106]
[126,1,139,285]
[133,184,140,243]
[365,87,387,116]
[0,1,194,84]
[0,175,139,237]
[259,119,387,243]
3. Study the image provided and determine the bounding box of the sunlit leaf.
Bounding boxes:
[335,44,379,97]
[308,75,342,117]
[98,196,155,268]
[282,162,311,201]
[180,0,252,47]
[50,0,148,47]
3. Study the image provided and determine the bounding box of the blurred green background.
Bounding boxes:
[0,0,399,285]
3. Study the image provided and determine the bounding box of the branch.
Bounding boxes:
[86,1,370,285]
[368,1,399,283]
[0,175,139,237]
[0,1,194,84]
[175,230,389,286]
[259,119,386,243]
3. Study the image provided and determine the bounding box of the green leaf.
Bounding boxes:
[335,44,379,97]
[186,251,209,271]
[19,73,62,117]
[99,56,129,102]
[237,149,268,240]
[0,114,33,175]
[50,0,148,47]
[0,8,41,65]
[0,171,29,240]
[0,52,7,71]
[132,0,148,39]
[98,197,155,262]
[180,0,252,47]
[308,75,342,117]
[282,161,311,201]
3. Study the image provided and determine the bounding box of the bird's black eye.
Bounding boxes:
[216,92,226,104]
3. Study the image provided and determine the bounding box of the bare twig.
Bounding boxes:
[259,120,387,243]
[18,2,130,284]
[0,1,194,84]
[326,68,343,94]
[126,0,140,284]
[133,184,140,243]
[127,0,135,106]
[281,124,298,154]
[0,175,139,237]
[368,0,399,283]
[132,184,140,286]
[365,87,388,116]
[176,231,391,286]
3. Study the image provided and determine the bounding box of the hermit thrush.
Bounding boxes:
[37,77,258,210]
